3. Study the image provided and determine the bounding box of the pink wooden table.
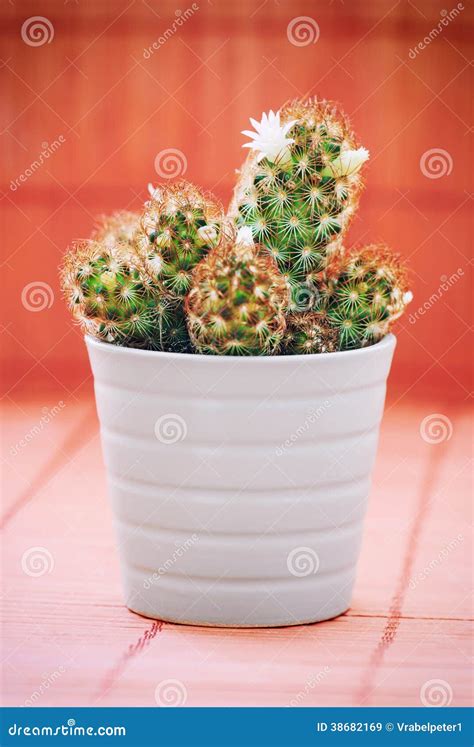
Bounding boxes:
[1,394,471,707]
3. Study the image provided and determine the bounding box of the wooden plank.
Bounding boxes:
[1,397,96,525]
[95,618,472,707]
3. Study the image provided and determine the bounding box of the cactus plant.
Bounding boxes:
[60,105,412,357]
[321,244,412,350]
[60,239,190,351]
[186,234,290,355]
[135,181,224,302]
[284,311,339,354]
[231,99,369,310]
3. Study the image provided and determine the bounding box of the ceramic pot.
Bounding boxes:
[86,333,396,627]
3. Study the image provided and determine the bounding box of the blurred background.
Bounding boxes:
[2,0,472,401]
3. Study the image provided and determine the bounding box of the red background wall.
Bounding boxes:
[2,0,472,401]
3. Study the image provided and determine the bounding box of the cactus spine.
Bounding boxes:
[186,234,290,355]
[284,312,339,354]
[232,99,369,310]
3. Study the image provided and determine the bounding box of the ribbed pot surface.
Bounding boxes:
[86,334,396,627]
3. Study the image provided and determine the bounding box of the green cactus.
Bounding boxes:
[232,99,369,311]
[60,239,190,351]
[321,244,412,350]
[135,181,223,302]
[186,234,289,355]
[284,312,339,354]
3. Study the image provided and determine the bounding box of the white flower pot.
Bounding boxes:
[86,333,396,627]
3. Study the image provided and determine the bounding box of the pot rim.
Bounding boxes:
[85,332,396,364]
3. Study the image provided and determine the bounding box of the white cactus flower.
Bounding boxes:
[321,147,370,178]
[197,224,218,246]
[236,226,254,247]
[242,110,297,165]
